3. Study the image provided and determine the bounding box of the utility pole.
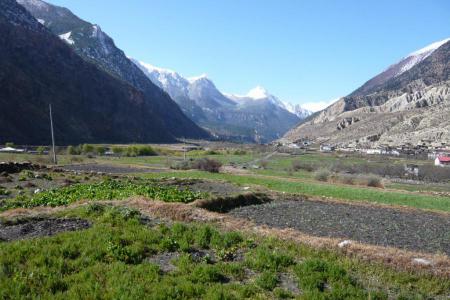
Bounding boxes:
[183,137,186,161]
[49,104,57,165]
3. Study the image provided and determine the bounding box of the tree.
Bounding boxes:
[81,144,94,154]
[36,146,46,155]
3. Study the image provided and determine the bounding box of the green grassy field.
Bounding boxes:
[2,150,450,212]
[143,171,450,212]
[1,205,448,299]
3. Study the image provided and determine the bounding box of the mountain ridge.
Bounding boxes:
[17,0,209,140]
[282,37,450,148]
[0,0,185,145]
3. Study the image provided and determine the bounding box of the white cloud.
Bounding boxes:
[302,97,340,112]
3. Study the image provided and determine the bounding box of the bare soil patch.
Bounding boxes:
[228,198,450,256]
[62,163,163,174]
[0,218,90,241]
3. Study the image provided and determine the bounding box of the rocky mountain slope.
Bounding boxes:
[0,0,202,145]
[282,38,450,148]
[17,0,209,140]
[135,61,311,142]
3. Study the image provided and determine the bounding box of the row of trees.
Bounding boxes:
[67,144,157,157]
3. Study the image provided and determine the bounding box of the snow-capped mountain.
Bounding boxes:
[396,38,450,76]
[228,86,312,118]
[134,61,309,142]
[351,37,450,97]
[281,102,313,119]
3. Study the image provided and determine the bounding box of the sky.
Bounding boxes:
[47,0,450,111]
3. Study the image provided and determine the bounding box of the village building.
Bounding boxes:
[435,155,450,167]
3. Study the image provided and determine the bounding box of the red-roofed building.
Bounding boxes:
[435,155,450,167]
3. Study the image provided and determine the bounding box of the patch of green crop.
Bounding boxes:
[3,178,205,211]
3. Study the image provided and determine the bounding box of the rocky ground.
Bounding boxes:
[229,198,450,256]
[0,217,90,241]
[62,163,164,174]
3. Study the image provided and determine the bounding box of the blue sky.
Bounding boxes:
[48,0,450,110]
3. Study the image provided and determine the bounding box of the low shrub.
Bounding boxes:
[205,149,220,155]
[314,169,330,182]
[292,161,316,172]
[192,158,222,173]
[67,145,81,155]
[170,160,192,170]
[259,160,269,169]
[233,149,247,155]
[339,174,356,185]
[36,146,47,155]
[366,176,384,188]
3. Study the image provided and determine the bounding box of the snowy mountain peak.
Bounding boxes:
[17,0,49,10]
[137,61,178,76]
[188,74,209,83]
[409,37,450,57]
[247,86,270,99]
[396,37,450,76]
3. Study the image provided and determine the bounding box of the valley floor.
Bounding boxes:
[0,147,449,299]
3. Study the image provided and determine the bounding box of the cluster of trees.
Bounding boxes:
[66,144,157,157]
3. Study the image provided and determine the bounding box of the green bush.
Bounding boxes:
[67,145,81,155]
[125,145,157,157]
[95,146,108,156]
[36,146,47,155]
[5,142,14,148]
[81,144,95,154]
[111,146,124,156]
[205,150,220,155]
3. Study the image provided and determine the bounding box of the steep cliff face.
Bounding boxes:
[17,0,209,140]
[282,38,450,148]
[0,0,190,145]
